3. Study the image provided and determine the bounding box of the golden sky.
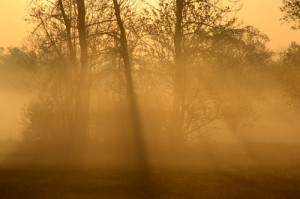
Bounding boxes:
[238,0,300,50]
[0,0,29,48]
[0,0,299,50]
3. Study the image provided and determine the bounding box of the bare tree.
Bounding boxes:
[112,0,147,168]
[141,0,240,146]
[74,0,90,145]
[170,0,185,148]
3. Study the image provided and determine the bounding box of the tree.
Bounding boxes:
[74,0,90,146]
[279,42,300,106]
[0,47,37,90]
[141,0,240,146]
[26,0,112,144]
[280,0,300,30]
[169,0,185,148]
[202,26,272,134]
[112,0,146,167]
[27,0,79,141]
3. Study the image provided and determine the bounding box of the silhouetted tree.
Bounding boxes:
[74,0,90,146]
[26,0,113,144]
[112,0,147,167]
[0,47,37,90]
[280,0,300,30]
[279,42,300,107]
[204,26,272,133]
[141,0,240,145]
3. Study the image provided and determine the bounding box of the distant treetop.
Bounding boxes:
[280,0,300,30]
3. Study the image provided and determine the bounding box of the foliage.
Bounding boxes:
[278,42,300,106]
[280,0,300,30]
[19,0,276,144]
[0,47,37,91]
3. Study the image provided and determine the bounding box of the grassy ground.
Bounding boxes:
[0,165,300,199]
[1,142,300,198]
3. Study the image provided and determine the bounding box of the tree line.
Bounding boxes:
[0,0,299,161]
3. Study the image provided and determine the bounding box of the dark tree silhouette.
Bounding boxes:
[170,0,185,148]
[74,0,90,146]
[112,0,147,168]
[279,42,300,106]
[281,0,300,30]
[141,0,240,146]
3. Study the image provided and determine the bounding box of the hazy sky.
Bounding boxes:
[0,0,299,50]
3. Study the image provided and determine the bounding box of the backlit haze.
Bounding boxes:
[0,1,300,197]
[0,0,299,49]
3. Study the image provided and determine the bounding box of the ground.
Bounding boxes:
[0,165,300,199]
[1,142,300,198]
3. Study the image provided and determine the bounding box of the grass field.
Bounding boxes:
[0,165,300,199]
[1,142,300,198]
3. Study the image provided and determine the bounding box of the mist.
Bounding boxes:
[0,0,300,198]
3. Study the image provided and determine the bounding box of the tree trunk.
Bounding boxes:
[58,0,77,139]
[170,0,186,148]
[75,0,90,147]
[112,0,147,168]
[58,0,76,66]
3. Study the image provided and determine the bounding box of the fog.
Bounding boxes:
[0,90,29,141]
[0,0,300,198]
[1,50,299,168]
